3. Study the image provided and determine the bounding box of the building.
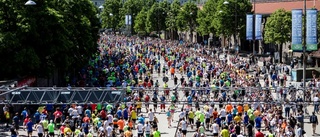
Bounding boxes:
[253,0,320,65]
[92,0,104,7]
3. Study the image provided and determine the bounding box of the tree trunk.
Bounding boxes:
[279,43,283,63]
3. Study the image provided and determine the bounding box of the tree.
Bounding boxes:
[0,0,100,79]
[176,1,198,33]
[196,0,217,36]
[264,9,291,63]
[165,0,180,40]
[134,7,148,35]
[213,0,252,42]
[121,0,144,34]
[146,0,170,36]
[101,0,122,32]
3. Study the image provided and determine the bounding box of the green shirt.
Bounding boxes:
[124,125,129,132]
[97,103,102,110]
[42,120,48,129]
[74,129,81,136]
[153,130,161,137]
[48,123,55,133]
[199,113,205,123]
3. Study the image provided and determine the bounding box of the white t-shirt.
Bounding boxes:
[144,124,151,133]
[179,112,185,119]
[68,108,74,116]
[36,124,44,133]
[180,120,187,130]
[314,97,319,104]
[220,109,226,117]
[98,126,105,133]
[106,126,113,136]
[212,123,219,133]
[148,112,154,121]
[71,110,79,118]
[137,123,144,133]
[107,114,113,123]
[76,106,83,115]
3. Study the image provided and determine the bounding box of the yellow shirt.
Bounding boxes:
[244,104,249,112]
[203,105,209,112]
[136,102,142,108]
[253,110,261,117]
[188,111,195,119]
[124,130,132,137]
[64,127,72,136]
[221,129,229,137]
[131,110,137,119]
[234,115,241,123]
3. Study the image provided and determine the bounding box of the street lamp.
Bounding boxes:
[223,1,229,5]
[109,13,113,16]
[25,0,36,6]
[99,5,104,13]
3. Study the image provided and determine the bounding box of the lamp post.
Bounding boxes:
[190,12,193,42]
[223,1,238,51]
[25,0,36,6]
[302,0,306,102]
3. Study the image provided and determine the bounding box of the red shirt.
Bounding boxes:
[53,110,62,118]
[145,95,150,102]
[255,131,264,137]
[90,104,97,111]
[60,125,65,134]
[100,110,106,118]
[83,116,90,123]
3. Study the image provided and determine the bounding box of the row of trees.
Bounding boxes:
[101,0,252,39]
[0,0,100,79]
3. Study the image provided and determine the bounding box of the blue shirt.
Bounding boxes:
[117,110,122,118]
[216,117,221,126]
[255,116,262,128]
[34,112,40,121]
[244,114,249,124]
[85,109,91,118]
[138,116,145,124]
[123,109,128,119]
[227,114,233,123]
[82,123,89,132]
[26,121,33,132]
[21,110,28,118]
[13,116,19,125]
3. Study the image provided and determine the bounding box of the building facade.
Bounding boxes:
[92,0,104,7]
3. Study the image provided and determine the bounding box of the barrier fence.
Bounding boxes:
[0,86,318,105]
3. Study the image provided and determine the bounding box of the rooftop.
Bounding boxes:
[254,0,320,14]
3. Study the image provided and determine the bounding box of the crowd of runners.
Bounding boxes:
[2,34,320,137]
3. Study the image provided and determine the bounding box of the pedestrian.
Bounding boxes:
[310,112,319,135]
[36,121,44,137]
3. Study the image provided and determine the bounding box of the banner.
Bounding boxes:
[255,14,262,40]
[125,15,132,25]
[306,9,318,51]
[246,14,253,40]
[291,9,303,51]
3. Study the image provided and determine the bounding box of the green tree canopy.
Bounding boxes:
[264,9,291,45]
[121,0,144,33]
[176,1,198,32]
[101,0,123,31]
[134,7,148,34]
[196,0,218,36]
[0,0,100,79]
[213,0,252,38]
